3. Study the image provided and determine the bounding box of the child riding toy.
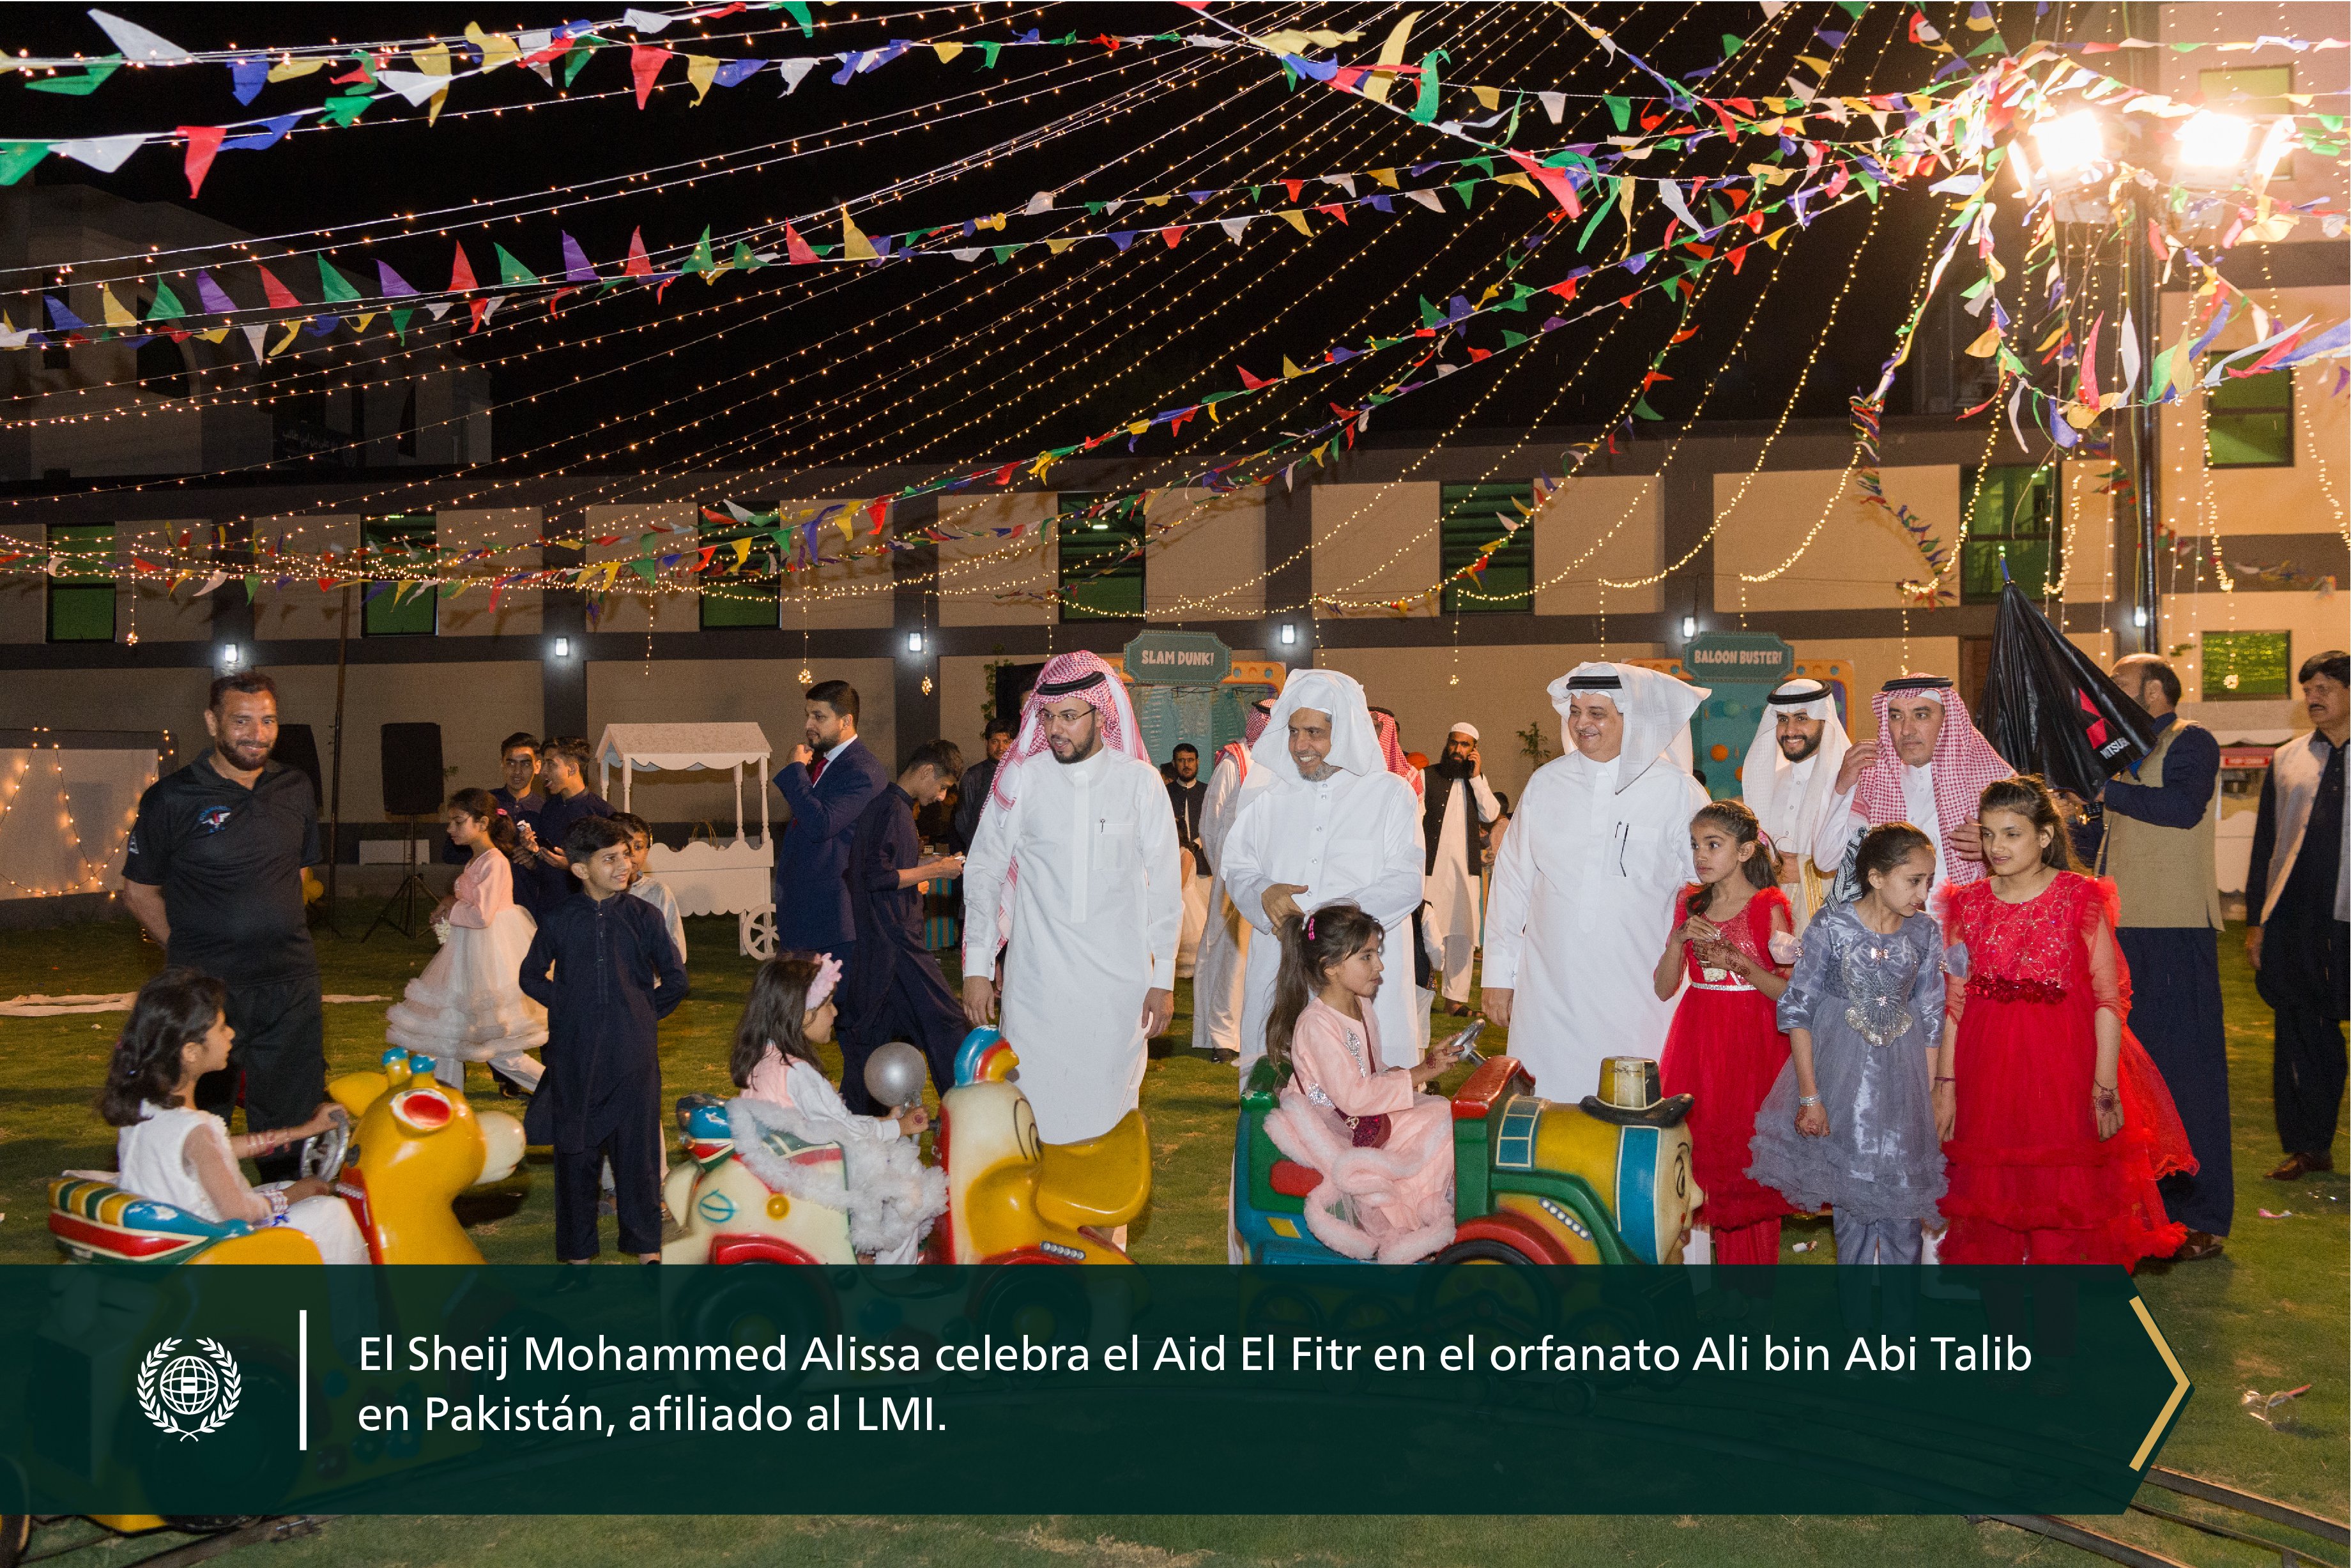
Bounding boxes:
[50,1048,526,1267]
[1233,1049,1701,1267]
[661,1028,1149,1266]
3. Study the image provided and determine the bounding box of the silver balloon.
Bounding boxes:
[863,1041,928,1110]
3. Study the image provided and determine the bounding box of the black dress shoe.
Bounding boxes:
[2265,1151,2334,1181]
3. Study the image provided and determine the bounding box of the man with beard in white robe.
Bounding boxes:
[960,651,1181,1147]
[1738,678,1850,932]
[1220,670,1426,1079]
[1421,722,1502,1013]
[1482,662,1709,1104]
[1190,699,1273,1063]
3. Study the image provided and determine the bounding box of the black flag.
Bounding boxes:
[1978,582,2161,798]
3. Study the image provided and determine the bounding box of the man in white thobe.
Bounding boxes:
[960,651,1181,1145]
[1738,678,1849,931]
[1190,700,1272,1062]
[1482,662,1708,1104]
[1811,675,2010,894]
[1421,722,1502,1009]
[1220,670,1427,1077]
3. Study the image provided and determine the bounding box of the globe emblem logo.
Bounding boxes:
[137,1338,241,1441]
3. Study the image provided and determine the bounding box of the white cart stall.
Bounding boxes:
[593,723,776,957]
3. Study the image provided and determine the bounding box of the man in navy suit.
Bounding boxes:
[772,680,889,987]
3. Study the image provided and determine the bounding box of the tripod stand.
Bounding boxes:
[362,816,434,941]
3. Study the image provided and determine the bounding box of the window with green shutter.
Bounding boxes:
[361,514,438,636]
[1439,481,1535,613]
[1057,492,1145,621]
[1959,465,2060,604]
[2205,368,2293,468]
[698,508,780,629]
[45,522,114,643]
[2201,630,2291,701]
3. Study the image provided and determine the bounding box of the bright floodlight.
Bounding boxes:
[2174,110,2251,169]
[2031,110,2106,176]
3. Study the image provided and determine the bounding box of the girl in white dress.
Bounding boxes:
[732,953,942,1264]
[387,788,548,1093]
[103,968,368,1265]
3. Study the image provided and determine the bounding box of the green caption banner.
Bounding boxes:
[2,1264,2189,1515]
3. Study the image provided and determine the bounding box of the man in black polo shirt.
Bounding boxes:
[122,671,325,1184]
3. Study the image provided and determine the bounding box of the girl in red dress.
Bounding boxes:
[1654,800,1796,1267]
[1934,777,2194,1268]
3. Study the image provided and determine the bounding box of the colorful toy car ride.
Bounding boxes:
[1232,1051,1701,1267]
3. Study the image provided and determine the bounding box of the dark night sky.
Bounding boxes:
[0,3,2025,479]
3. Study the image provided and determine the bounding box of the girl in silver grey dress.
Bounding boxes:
[1749,824,1947,1265]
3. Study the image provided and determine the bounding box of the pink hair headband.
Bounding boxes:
[806,952,843,1013]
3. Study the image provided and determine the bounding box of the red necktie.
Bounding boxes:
[808,751,828,784]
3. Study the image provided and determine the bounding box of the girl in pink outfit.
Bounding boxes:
[1261,903,1465,1263]
[387,789,547,1092]
[730,953,942,1264]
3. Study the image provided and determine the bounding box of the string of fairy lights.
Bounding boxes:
[32,13,1909,630]
[18,3,1598,574]
[0,6,1087,291]
[6,40,1284,515]
[5,29,1217,421]
[13,1,2324,666]
[1250,3,1888,616]
[13,3,1947,533]
[0,736,153,899]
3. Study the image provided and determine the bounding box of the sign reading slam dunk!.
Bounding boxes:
[0,1264,2192,1518]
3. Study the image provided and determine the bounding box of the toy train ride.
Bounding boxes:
[1234,1046,1703,1268]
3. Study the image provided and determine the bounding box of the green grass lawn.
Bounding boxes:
[1,906,2341,1565]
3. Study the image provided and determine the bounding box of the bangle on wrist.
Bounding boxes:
[1796,1094,1820,1107]
[1933,1075,1955,1085]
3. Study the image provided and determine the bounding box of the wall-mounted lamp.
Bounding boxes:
[1680,615,1698,641]
[2131,607,2149,628]
[1278,622,1298,646]
[553,636,571,658]
[218,643,240,670]
[907,630,926,654]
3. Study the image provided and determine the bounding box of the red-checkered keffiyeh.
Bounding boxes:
[988,650,1145,813]
[979,650,1147,960]
[1850,678,2013,886]
[1370,709,1424,799]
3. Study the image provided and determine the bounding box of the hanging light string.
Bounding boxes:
[482,1,1642,607]
[10,6,1996,335]
[1071,0,1881,615]
[18,10,1862,606]
[0,737,149,899]
[19,165,1896,614]
[4,38,1259,432]
[0,7,1204,197]
[32,9,1965,611]
[11,6,1568,551]
[3,43,1280,512]
[524,12,1824,616]
[0,6,1134,298]
[50,165,1834,606]
[12,36,1415,585]
[4,1,854,74]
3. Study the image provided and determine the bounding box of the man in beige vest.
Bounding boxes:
[2098,655,2229,1258]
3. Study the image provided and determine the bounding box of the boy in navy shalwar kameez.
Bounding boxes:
[519,815,689,1261]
